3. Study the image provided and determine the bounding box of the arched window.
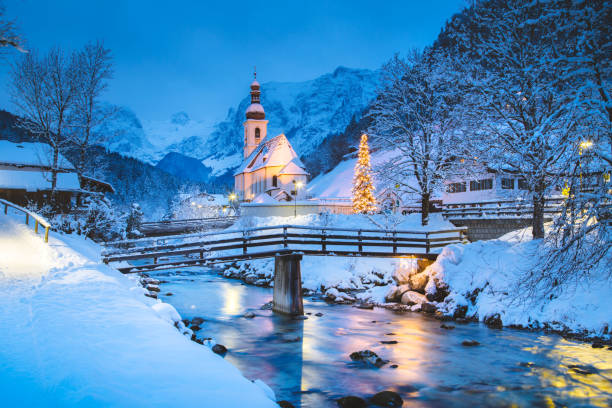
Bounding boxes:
[272,175,278,187]
[255,128,261,142]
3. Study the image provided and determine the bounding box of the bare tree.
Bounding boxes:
[10,48,78,201]
[68,41,114,179]
[368,50,463,226]
[0,3,25,55]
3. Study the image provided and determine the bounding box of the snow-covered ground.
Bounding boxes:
[0,215,277,407]
[423,227,612,339]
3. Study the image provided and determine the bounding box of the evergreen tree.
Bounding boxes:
[352,134,377,214]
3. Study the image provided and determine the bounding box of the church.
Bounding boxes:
[234,75,309,202]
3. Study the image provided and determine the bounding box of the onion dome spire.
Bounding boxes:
[246,67,265,120]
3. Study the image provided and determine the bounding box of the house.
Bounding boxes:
[234,75,309,202]
[0,140,113,211]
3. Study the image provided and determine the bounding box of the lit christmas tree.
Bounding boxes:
[352,134,377,214]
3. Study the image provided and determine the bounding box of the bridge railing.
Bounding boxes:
[0,198,52,243]
[102,224,468,271]
[442,197,565,219]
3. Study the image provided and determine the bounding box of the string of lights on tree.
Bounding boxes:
[352,133,377,214]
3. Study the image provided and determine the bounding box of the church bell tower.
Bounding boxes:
[243,69,268,158]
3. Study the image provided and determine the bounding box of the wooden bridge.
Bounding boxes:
[103,225,467,316]
[138,216,238,237]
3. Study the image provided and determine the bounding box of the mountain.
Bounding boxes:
[97,66,380,181]
[156,152,212,182]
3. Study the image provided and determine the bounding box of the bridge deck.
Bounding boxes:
[103,224,468,274]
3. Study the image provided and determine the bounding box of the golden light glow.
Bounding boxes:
[579,140,594,150]
[228,193,237,201]
[352,134,377,214]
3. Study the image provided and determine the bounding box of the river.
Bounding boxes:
[152,268,612,408]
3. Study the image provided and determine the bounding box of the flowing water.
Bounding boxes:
[152,268,612,408]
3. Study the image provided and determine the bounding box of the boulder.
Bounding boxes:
[212,344,227,355]
[421,303,437,314]
[277,401,295,408]
[146,285,160,292]
[337,396,367,408]
[408,272,429,293]
[400,291,427,306]
[453,305,468,319]
[191,317,205,325]
[349,350,387,368]
[244,311,256,318]
[384,286,401,302]
[484,313,503,329]
[461,340,480,347]
[191,325,202,332]
[370,391,403,408]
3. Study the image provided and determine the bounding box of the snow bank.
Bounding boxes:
[424,231,612,339]
[0,216,277,408]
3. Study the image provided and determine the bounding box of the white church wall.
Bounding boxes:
[241,201,352,217]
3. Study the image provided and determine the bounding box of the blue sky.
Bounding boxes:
[0,0,464,123]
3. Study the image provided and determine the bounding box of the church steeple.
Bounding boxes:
[243,69,268,158]
[246,68,265,120]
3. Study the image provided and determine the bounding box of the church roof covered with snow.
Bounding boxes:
[234,134,309,176]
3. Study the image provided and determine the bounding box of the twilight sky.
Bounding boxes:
[0,0,464,123]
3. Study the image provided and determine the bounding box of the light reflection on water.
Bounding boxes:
[154,268,612,408]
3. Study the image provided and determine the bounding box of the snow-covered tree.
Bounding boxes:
[368,50,463,226]
[68,41,115,180]
[352,133,377,214]
[10,48,78,203]
[445,0,579,238]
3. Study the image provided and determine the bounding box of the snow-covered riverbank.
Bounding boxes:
[221,214,612,342]
[0,216,278,407]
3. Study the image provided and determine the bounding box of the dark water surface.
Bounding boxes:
[153,268,612,408]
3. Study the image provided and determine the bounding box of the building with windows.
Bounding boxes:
[234,75,309,202]
[442,165,541,205]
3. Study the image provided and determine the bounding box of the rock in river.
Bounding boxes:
[337,396,367,408]
[212,344,227,355]
[244,311,256,318]
[349,350,387,368]
[462,340,480,347]
[191,317,205,325]
[370,390,403,408]
[277,401,295,408]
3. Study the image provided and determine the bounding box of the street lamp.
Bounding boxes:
[578,140,594,191]
[228,193,238,215]
[293,180,303,217]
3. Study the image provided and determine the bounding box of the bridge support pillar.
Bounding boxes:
[272,253,303,316]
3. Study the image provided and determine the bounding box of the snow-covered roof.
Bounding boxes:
[234,134,308,175]
[0,169,81,192]
[251,193,278,204]
[246,103,264,115]
[0,141,75,170]
[279,161,309,176]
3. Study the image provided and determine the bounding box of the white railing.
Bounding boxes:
[0,198,52,243]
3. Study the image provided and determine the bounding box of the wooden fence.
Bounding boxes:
[442,197,565,219]
[0,198,51,242]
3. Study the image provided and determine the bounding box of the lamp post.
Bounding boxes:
[578,140,594,192]
[228,193,237,216]
[293,180,303,217]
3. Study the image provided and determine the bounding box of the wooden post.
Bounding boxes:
[243,230,248,254]
[3,203,7,214]
[44,226,49,243]
[25,213,29,225]
[321,229,326,252]
[392,231,397,254]
[35,220,39,234]
[358,230,363,252]
[272,253,303,316]
[283,227,288,248]
[425,232,430,254]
